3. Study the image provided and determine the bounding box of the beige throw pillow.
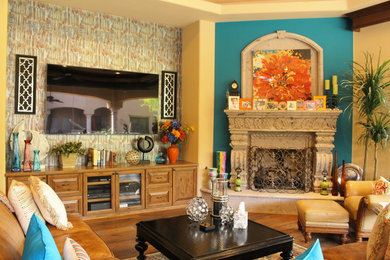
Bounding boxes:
[366,203,390,260]
[63,237,90,260]
[29,176,72,230]
[8,179,45,234]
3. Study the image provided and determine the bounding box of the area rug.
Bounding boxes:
[128,243,307,259]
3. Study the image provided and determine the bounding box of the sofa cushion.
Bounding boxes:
[63,237,90,260]
[373,176,390,195]
[0,190,14,212]
[0,201,25,259]
[322,241,368,259]
[344,195,363,220]
[29,176,72,230]
[296,200,349,223]
[21,213,61,260]
[48,215,116,259]
[8,179,45,234]
[366,203,390,259]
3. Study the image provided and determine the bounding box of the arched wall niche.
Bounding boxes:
[241,30,323,99]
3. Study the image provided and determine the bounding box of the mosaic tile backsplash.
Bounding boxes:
[6,0,182,167]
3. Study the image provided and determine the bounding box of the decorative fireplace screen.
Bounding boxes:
[249,147,314,193]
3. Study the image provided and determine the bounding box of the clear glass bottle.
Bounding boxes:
[23,140,32,172]
[32,150,40,171]
[11,132,21,172]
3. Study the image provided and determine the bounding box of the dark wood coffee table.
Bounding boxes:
[135,215,294,259]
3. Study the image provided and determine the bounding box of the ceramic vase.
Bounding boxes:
[33,150,40,171]
[11,132,21,172]
[23,140,32,172]
[167,144,179,163]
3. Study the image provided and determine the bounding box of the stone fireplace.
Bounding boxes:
[226,109,341,192]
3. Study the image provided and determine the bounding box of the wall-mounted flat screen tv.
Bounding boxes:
[46,64,159,135]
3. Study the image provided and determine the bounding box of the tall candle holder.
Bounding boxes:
[325,90,332,108]
[211,178,229,218]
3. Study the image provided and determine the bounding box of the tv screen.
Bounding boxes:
[46,64,159,135]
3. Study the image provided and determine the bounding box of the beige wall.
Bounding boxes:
[0,0,8,192]
[182,20,215,193]
[352,21,390,180]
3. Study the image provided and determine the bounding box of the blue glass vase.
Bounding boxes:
[155,152,166,164]
[11,132,21,172]
[33,150,41,172]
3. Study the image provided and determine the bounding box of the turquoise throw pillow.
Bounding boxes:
[21,213,61,260]
[295,239,324,260]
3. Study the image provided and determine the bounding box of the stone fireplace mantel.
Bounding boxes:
[225,109,342,192]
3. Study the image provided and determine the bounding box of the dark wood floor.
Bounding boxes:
[86,208,356,259]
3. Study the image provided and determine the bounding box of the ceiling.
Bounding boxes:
[34,0,387,27]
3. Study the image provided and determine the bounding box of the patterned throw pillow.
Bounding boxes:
[29,176,72,230]
[63,237,90,260]
[366,203,390,260]
[0,190,14,212]
[373,176,390,195]
[8,179,45,234]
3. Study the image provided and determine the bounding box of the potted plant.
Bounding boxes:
[341,52,390,179]
[50,141,86,168]
[160,120,193,163]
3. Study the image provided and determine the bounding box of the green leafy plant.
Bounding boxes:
[341,52,390,179]
[359,113,390,180]
[50,141,86,157]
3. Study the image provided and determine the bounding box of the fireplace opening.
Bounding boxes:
[249,147,314,193]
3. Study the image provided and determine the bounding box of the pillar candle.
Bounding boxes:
[333,84,338,95]
[325,80,330,90]
[332,75,337,86]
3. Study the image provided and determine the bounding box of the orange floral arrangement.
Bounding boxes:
[160,120,193,145]
[253,50,312,102]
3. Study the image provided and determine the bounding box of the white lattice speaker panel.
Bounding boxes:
[161,71,177,119]
[15,54,37,114]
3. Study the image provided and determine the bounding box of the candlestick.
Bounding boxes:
[332,75,337,85]
[325,80,330,90]
[333,84,338,95]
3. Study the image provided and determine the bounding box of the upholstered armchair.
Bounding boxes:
[343,181,390,241]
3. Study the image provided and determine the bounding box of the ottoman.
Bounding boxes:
[296,200,349,244]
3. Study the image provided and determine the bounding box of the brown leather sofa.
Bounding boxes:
[343,181,390,241]
[0,202,118,259]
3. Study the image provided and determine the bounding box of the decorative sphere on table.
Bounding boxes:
[220,205,234,225]
[125,150,141,165]
[186,197,209,222]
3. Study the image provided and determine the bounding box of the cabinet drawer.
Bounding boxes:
[146,169,172,187]
[48,174,82,196]
[7,175,46,191]
[146,188,172,208]
[61,196,82,215]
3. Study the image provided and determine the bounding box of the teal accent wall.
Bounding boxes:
[214,18,353,173]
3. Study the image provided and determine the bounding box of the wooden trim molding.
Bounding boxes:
[345,1,390,31]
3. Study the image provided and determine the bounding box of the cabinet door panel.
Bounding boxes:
[173,167,197,205]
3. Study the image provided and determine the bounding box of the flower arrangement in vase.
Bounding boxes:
[50,141,86,168]
[160,120,193,163]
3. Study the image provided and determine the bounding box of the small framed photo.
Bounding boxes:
[304,100,317,110]
[278,101,287,110]
[296,100,305,110]
[314,95,327,110]
[253,98,267,110]
[287,101,297,110]
[228,96,240,110]
[239,98,253,110]
[266,101,278,110]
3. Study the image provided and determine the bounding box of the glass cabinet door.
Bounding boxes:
[117,170,144,211]
[85,173,115,214]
